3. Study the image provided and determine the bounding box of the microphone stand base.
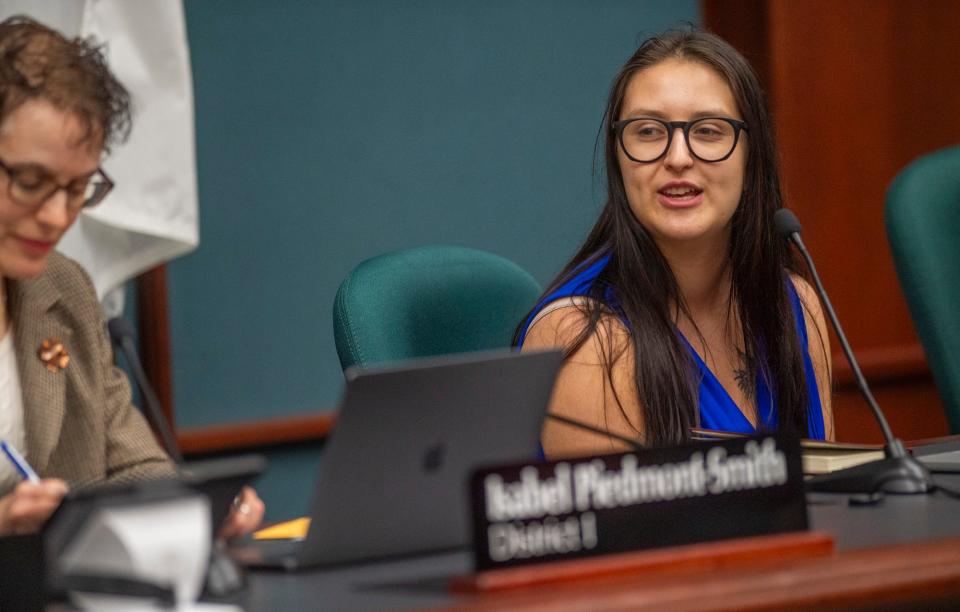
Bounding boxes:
[805,454,933,495]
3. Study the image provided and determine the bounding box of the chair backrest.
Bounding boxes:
[333,245,542,370]
[885,145,960,433]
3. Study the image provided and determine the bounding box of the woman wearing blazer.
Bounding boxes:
[0,16,263,536]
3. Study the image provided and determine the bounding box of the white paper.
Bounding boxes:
[59,494,211,607]
[70,597,243,612]
[70,596,243,612]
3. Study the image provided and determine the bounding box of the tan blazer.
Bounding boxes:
[7,252,174,487]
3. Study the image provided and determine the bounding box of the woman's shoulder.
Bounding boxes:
[787,273,823,316]
[525,296,591,338]
[523,296,628,352]
[520,252,617,342]
[45,252,95,291]
[43,252,101,316]
[524,297,591,348]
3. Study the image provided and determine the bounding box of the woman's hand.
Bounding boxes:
[0,479,69,535]
[218,485,265,540]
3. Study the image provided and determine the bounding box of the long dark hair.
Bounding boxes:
[517,28,811,446]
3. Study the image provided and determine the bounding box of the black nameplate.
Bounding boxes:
[469,434,806,571]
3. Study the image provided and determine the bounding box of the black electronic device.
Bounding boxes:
[108,316,183,463]
[238,349,561,570]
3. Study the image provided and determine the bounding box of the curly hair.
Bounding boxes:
[0,15,131,152]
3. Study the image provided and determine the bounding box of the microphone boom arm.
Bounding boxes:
[109,317,184,464]
[775,209,931,494]
[789,231,900,451]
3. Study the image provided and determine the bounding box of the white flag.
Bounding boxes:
[0,1,199,313]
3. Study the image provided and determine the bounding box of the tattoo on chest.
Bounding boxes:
[734,349,754,397]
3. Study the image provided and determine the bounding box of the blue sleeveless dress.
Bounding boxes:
[517,254,826,439]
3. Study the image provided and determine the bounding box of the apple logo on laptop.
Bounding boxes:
[422,443,446,473]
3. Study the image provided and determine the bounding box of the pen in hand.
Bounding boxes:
[1,440,40,483]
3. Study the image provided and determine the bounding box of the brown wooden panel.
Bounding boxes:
[137,265,175,429]
[890,3,960,165]
[439,536,960,611]
[834,380,948,444]
[454,531,834,594]
[768,1,904,352]
[832,343,929,386]
[702,0,771,92]
[830,343,948,443]
[706,0,960,440]
[177,412,336,456]
[766,0,960,352]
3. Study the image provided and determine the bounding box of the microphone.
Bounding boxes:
[546,412,645,451]
[774,208,931,494]
[108,317,184,464]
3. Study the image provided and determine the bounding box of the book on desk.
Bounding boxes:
[691,429,960,475]
[799,440,884,475]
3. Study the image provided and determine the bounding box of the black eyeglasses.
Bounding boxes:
[613,116,748,163]
[0,156,114,211]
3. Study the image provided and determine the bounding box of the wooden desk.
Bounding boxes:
[434,536,960,611]
[237,475,960,610]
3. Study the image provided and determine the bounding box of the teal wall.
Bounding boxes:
[172,1,698,520]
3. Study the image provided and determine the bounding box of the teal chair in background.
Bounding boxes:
[885,145,960,433]
[333,245,543,370]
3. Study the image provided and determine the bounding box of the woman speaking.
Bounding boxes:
[518,29,834,458]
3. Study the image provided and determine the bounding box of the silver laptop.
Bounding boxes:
[914,439,960,473]
[237,348,562,570]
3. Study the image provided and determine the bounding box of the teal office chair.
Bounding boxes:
[333,245,542,370]
[885,145,960,433]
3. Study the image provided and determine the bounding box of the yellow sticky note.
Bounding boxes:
[253,516,311,540]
